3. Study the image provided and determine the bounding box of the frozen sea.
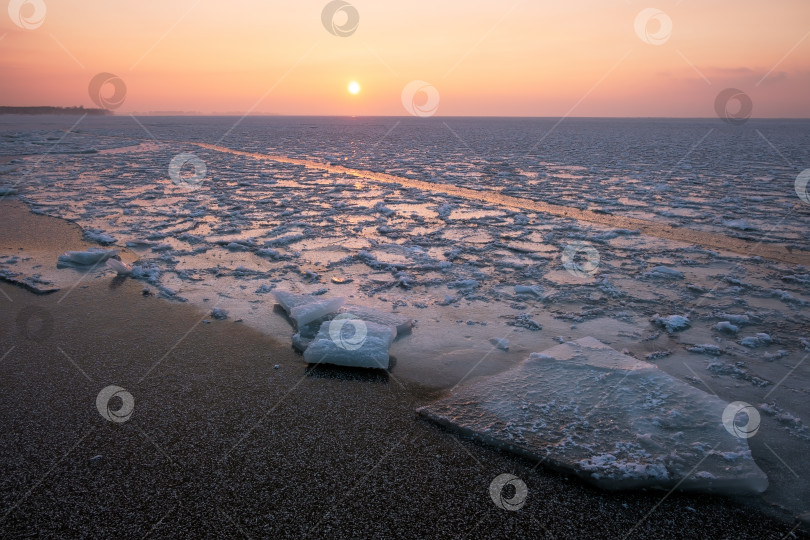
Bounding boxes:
[1,115,809,515]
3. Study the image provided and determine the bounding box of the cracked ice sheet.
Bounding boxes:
[418,337,768,495]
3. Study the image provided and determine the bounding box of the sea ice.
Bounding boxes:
[651,314,691,333]
[289,297,345,328]
[514,285,544,297]
[418,337,768,495]
[740,333,774,349]
[211,308,229,320]
[643,266,684,279]
[339,305,414,336]
[303,319,396,369]
[83,230,116,245]
[105,258,131,275]
[273,291,319,315]
[57,248,119,268]
[714,321,739,335]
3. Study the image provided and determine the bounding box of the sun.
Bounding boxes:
[348,81,361,95]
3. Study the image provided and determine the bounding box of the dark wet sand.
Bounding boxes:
[0,201,805,539]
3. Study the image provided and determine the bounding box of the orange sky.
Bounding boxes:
[1,0,808,117]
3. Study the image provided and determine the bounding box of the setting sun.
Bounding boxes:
[348,81,361,95]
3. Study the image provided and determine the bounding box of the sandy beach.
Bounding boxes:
[0,200,804,538]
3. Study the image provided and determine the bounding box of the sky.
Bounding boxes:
[1,0,808,117]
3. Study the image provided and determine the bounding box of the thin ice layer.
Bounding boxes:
[417,337,768,495]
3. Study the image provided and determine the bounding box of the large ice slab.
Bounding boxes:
[417,337,768,495]
[303,318,397,369]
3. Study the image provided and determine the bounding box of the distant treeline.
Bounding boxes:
[0,106,112,116]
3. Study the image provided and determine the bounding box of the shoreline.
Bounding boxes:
[0,196,806,537]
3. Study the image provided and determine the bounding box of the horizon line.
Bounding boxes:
[1,109,809,121]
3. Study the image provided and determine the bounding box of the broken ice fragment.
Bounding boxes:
[289,297,345,328]
[57,248,119,268]
[739,333,774,349]
[105,258,131,276]
[211,308,228,320]
[714,321,739,335]
[651,314,690,333]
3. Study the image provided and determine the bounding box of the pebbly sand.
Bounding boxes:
[0,200,805,538]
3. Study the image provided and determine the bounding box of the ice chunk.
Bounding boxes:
[643,266,684,279]
[714,321,739,335]
[490,338,510,351]
[418,337,768,495]
[273,290,317,315]
[125,239,153,248]
[723,219,758,231]
[289,297,345,328]
[211,308,228,320]
[739,333,774,348]
[303,318,396,369]
[339,305,414,336]
[651,314,690,333]
[83,230,116,245]
[105,258,131,276]
[57,248,119,268]
[0,187,18,196]
[514,285,544,297]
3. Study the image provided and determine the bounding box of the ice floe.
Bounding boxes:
[418,337,768,494]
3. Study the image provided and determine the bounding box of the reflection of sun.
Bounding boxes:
[348,81,361,95]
